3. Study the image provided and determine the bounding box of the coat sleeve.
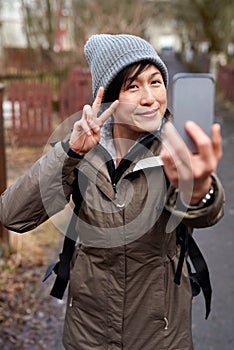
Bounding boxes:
[165,172,225,228]
[0,142,81,233]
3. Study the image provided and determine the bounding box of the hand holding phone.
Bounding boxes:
[172,73,215,153]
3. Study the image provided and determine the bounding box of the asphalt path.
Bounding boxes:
[162,51,234,350]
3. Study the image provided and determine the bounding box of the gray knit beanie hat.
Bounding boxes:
[84,34,168,98]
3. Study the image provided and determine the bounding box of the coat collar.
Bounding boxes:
[79,116,167,183]
[133,156,163,172]
[98,116,165,166]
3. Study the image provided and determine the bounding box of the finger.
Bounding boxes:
[162,121,190,164]
[82,106,100,134]
[160,141,174,165]
[92,87,104,117]
[78,118,92,136]
[74,108,93,135]
[185,121,212,157]
[98,100,119,127]
[83,104,94,123]
[160,143,184,189]
[87,118,100,134]
[162,122,194,184]
[185,121,218,173]
[211,123,223,161]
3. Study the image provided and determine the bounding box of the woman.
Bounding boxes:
[0,34,224,350]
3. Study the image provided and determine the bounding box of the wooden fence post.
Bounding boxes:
[0,83,9,248]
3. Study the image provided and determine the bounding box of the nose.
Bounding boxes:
[140,86,155,106]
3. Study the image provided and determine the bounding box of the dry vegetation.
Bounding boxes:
[0,146,66,349]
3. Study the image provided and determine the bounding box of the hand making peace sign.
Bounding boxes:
[69,87,119,155]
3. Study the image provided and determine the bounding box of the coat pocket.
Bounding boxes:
[148,264,167,319]
[69,247,108,313]
[69,248,88,299]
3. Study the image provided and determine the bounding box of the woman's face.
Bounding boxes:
[113,64,167,139]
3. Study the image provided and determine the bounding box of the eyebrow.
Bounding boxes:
[127,70,162,83]
[149,71,162,78]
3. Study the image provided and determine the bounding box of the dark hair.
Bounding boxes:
[103,60,152,103]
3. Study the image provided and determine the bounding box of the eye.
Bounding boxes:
[151,79,162,86]
[128,84,138,89]
[126,83,138,91]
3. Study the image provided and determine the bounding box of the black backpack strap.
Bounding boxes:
[43,169,88,299]
[174,223,188,285]
[187,234,212,319]
[49,214,79,299]
[174,223,212,319]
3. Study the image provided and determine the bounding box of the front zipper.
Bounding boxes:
[96,123,165,203]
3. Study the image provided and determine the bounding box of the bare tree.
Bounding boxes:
[190,0,233,55]
[70,0,154,65]
[21,0,57,51]
[147,0,233,56]
[170,0,234,58]
[19,0,154,66]
[17,0,234,64]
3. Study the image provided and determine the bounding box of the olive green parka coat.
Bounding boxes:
[0,119,224,350]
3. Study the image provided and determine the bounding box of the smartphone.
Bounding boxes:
[172,73,215,153]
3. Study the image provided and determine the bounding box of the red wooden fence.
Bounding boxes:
[59,66,92,121]
[217,64,234,101]
[8,80,53,147]
[4,67,92,147]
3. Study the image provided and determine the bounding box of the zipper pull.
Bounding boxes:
[69,297,73,307]
[112,183,125,208]
[113,183,118,200]
[164,317,169,330]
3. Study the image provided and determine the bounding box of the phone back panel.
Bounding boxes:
[172,73,215,153]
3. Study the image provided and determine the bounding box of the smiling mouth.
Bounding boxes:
[136,109,159,118]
